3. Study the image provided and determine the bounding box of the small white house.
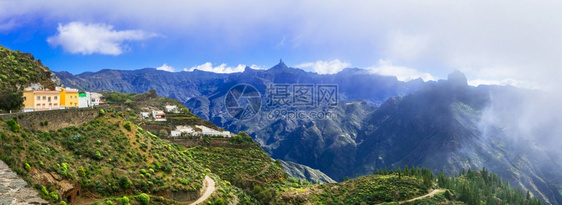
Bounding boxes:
[90,92,102,106]
[78,92,90,108]
[140,112,150,119]
[196,125,231,137]
[170,131,181,137]
[152,110,166,121]
[165,105,179,113]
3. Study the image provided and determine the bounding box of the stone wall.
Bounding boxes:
[0,160,48,205]
[0,108,100,131]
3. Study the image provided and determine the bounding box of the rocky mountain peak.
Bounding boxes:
[447,70,468,87]
[270,59,289,70]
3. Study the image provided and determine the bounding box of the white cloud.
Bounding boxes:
[295,59,350,74]
[46,22,157,55]
[184,62,264,73]
[3,1,562,88]
[366,60,435,82]
[156,63,174,72]
[468,79,539,90]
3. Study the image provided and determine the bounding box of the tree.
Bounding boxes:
[0,88,23,111]
[136,193,150,205]
[119,176,132,189]
[6,119,21,133]
[158,129,168,137]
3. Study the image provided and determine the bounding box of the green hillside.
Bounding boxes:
[267,166,543,205]
[0,45,58,111]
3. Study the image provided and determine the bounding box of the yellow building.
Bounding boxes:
[59,87,79,108]
[22,90,61,111]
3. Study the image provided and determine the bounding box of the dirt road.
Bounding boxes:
[190,176,216,205]
[401,189,444,203]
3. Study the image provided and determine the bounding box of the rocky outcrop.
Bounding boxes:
[280,160,336,184]
[0,160,48,205]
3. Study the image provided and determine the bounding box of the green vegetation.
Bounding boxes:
[6,119,21,133]
[257,166,543,205]
[0,45,57,111]
[0,109,208,204]
[189,139,286,190]
[438,167,543,205]
[136,193,150,205]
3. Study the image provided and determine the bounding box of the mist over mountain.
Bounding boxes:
[57,62,562,204]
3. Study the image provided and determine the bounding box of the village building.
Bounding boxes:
[78,92,90,108]
[170,131,181,137]
[22,89,61,111]
[58,87,79,108]
[169,125,231,138]
[90,92,102,106]
[152,110,166,121]
[140,112,150,119]
[165,105,180,113]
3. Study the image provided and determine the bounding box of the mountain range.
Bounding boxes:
[56,61,562,204]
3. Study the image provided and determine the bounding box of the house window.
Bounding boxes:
[23,97,26,101]
[48,97,51,102]
[36,104,40,109]
[43,96,46,100]
[37,96,40,100]
[54,96,58,100]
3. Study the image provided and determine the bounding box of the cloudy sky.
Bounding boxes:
[1,0,561,90]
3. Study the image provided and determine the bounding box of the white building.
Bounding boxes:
[165,105,179,113]
[196,125,231,137]
[140,112,150,119]
[170,131,181,137]
[152,110,166,121]
[78,92,90,108]
[90,92,102,106]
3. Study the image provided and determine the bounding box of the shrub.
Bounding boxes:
[123,122,132,131]
[104,200,115,205]
[40,186,48,196]
[158,129,168,137]
[50,191,59,201]
[77,166,86,177]
[119,176,132,189]
[99,109,105,116]
[95,150,103,160]
[6,119,20,133]
[120,196,130,205]
[137,193,150,205]
[24,163,31,172]
[60,201,67,205]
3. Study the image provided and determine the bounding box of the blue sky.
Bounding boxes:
[1,0,562,90]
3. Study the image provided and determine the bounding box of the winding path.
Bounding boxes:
[190,176,216,205]
[400,189,444,203]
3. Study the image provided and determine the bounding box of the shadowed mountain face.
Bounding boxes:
[57,64,562,204]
